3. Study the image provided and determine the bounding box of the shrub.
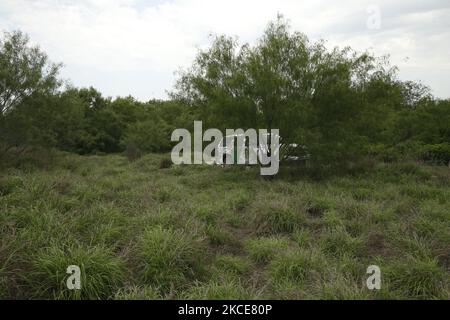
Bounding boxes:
[0,147,56,171]
[368,142,423,163]
[420,143,450,165]
[122,118,172,153]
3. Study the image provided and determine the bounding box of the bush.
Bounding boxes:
[368,141,425,163]
[122,118,172,153]
[0,147,56,171]
[420,143,450,165]
[367,145,395,163]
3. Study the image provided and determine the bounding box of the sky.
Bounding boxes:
[0,0,449,101]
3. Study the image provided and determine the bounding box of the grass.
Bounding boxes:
[245,237,290,264]
[29,243,125,299]
[0,152,449,299]
[138,226,206,289]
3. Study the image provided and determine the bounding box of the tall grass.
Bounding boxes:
[0,152,448,299]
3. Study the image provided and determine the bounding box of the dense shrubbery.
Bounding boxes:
[0,32,190,156]
[1,20,449,168]
[420,143,450,165]
[172,17,449,167]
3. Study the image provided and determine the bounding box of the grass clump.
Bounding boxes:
[138,226,205,289]
[268,249,323,285]
[114,286,161,300]
[318,274,371,300]
[29,243,125,299]
[254,206,304,235]
[291,228,311,247]
[245,237,290,264]
[183,279,255,299]
[304,197,332,218]
[385,258,448,299]
[214,255,251,276]
[205,225,236,246]
[320,227,363,258]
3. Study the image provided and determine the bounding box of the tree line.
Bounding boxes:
[1,17,449,168]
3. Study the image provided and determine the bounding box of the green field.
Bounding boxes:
[1,152,449,299]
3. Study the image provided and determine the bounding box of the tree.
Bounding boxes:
[172,16,402,166]
[121,117,172,153]
[0,31,61,115]
[0,31,62,152]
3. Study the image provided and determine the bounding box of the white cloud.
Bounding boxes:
[0,0,449,100]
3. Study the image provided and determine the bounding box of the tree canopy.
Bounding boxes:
[172,17,436,165]
[1,18,449,168]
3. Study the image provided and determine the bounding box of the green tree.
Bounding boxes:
[121,117,171,153]
[172,16,402,166]
[0,31,61,115]
[0,31,62,152]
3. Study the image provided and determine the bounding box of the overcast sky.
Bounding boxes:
[1,0,449,100]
